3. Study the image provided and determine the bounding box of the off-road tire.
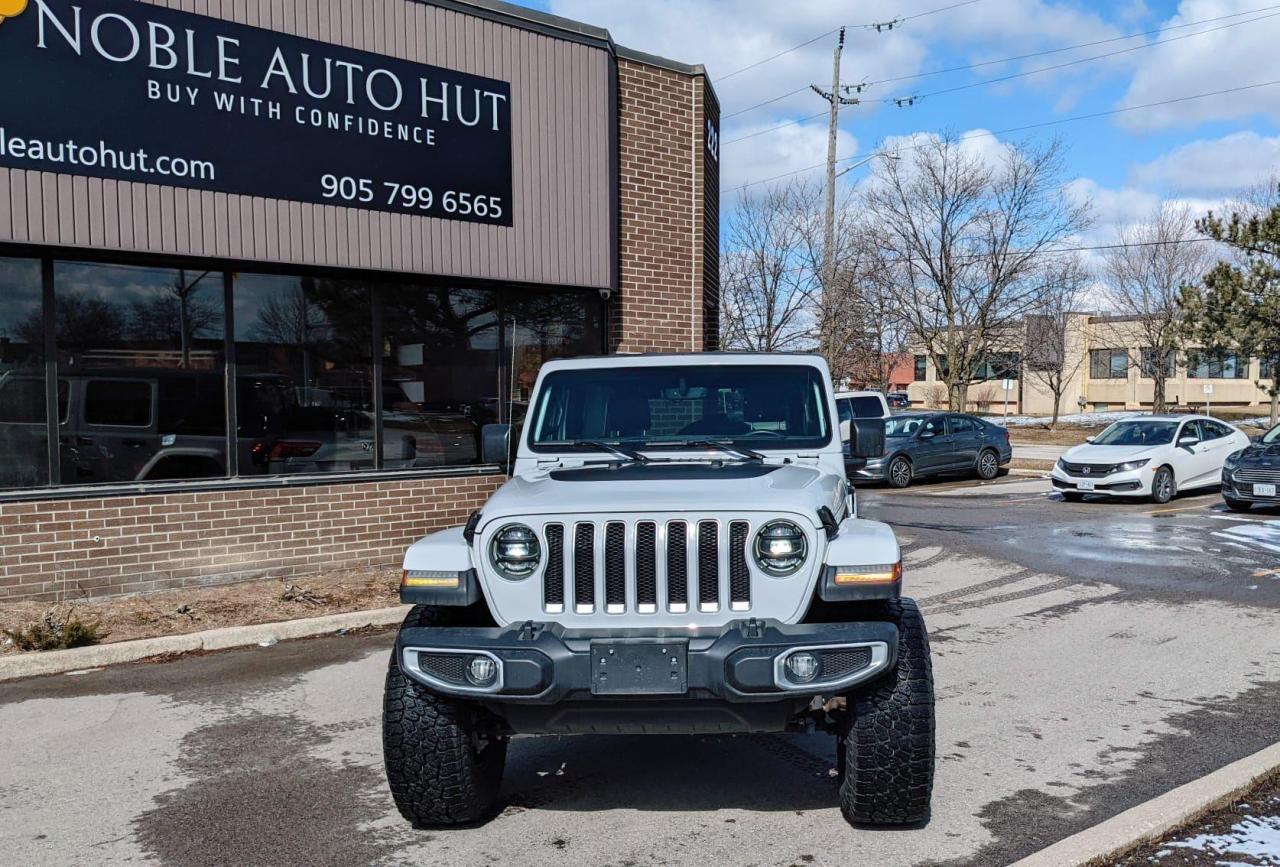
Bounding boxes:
[838,598,935,826]
[1150,466,1176,505]
[887,456,913,489]
[1224,496,1253,512]
[1061,491,1085,502]
[975,449,1000,481]
[383,605,508,827]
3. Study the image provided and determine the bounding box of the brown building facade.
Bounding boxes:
[0,0,719,602]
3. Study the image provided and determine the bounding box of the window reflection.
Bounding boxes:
[381,286,498,468]
[234,274,374,475]
[55,262,227,485]
[0,259,48,488]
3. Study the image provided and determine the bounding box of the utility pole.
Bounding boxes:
[811,27,859,365]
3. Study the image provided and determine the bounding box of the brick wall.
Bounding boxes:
[613,58,710,354]
[0,475,502,602]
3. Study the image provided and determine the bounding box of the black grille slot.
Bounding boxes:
[636,522,657,609]
[697,520,719,609]
[728,521,750,607]
[417,653,467,684]
[667,521,688,608]
[543,524,564,610]
[574,523,595,610]
[1061,461,1116,477]
[604,522,626,611]
[818,647,873,680]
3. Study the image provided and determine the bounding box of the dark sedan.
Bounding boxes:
[847,411,1013,488]
[1222,424,1280,510]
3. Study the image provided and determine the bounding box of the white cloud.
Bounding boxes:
[1116,0,1280,131]
[720,120,857,197]
[1129,131,1280,193]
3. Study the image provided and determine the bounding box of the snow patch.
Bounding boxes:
[1167,814,1280,865]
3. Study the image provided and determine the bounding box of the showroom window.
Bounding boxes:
[0,258,47,489]
[234,274,374,476]
[1089,349,1129,379]
[55,261,227,485]
[0,253,605,492]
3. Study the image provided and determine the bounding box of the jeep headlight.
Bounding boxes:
[1116,459,1149,473]
[754,520,807,576]
[490,524,540,579]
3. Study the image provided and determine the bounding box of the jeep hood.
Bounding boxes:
[480,462,839,526]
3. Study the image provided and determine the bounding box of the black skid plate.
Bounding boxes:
[589,640,688,696]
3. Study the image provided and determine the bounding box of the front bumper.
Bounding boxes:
[850,458,889,481]
[1223,476,1280,503]
[1051,467,1148,496]
[396,618,898,705]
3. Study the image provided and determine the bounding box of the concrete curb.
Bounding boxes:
[0,605,411,682]
[1011,740,1280,867]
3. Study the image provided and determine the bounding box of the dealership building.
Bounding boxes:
[0,0,719,603]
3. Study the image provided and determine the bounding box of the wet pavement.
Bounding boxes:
[2,476,1279,866]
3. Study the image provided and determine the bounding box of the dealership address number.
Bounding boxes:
[320,174,505,220]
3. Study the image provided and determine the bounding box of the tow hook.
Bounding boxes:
[741,618,764,639]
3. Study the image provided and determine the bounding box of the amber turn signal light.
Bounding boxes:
[833,561,902,586]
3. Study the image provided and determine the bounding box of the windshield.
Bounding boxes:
[528,364,832,451]
[1262,424,1280,445]
[885,416,926,438]
[1092,420,1179,446]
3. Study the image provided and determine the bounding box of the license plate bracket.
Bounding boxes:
[1255,483,1277,497]
[1077,479,1095,491]
[590,640,688,696]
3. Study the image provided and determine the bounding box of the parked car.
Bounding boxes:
[1050,415,1249,504]
[383,352,935,828]
[886,392,911,408]
[834,390,890,422]
[848,411,1012,488]
[1221,423,1280,511]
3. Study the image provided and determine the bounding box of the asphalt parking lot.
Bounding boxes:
[2,475,1279,867]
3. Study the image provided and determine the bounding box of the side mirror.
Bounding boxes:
[839,419,852,442]
[481,423,512,468]
[919,430,935,440]
[848,418,885,459]
[1178,435,1198,447]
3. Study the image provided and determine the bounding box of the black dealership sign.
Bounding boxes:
[0,0,513,225]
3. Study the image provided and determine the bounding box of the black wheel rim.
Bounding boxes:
[891,460,910,486]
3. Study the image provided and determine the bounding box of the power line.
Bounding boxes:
[722,3,1280,125]
[716,0,984,85]
[725,78,1280,193]
[890,9,1280,106]
[724,112,829,145]
[868,3,1280,88]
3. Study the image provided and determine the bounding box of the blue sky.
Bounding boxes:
[522,0,1280,243]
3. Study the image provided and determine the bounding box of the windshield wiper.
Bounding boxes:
[679,440,766,463]
[571,440,651,464]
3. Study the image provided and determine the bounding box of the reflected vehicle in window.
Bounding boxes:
[848,412,1012,488]
[1051,415,1249,504]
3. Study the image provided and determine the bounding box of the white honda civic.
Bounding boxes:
[1050,415,1250,504]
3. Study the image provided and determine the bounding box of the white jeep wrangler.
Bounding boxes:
[382,352,935,826]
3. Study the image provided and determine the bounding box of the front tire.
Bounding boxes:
[976,449,1000,480]
[383,606,508,827]
[887,456,913,489]
[838,598,935,826]
[1150,466,1176,504]
[1224,496,1252,512]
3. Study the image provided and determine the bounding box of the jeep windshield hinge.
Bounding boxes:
[463,511,482,545]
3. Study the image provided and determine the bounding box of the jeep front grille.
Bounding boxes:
[537,518,762,618]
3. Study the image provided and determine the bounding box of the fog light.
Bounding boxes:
[467,656,497,686]
[784,651,819,683]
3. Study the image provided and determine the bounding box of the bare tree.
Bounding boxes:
[1022,254,1091,428]
[862,134,1091,410]
[719,185,813,352]
[1100,204,1211,413]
